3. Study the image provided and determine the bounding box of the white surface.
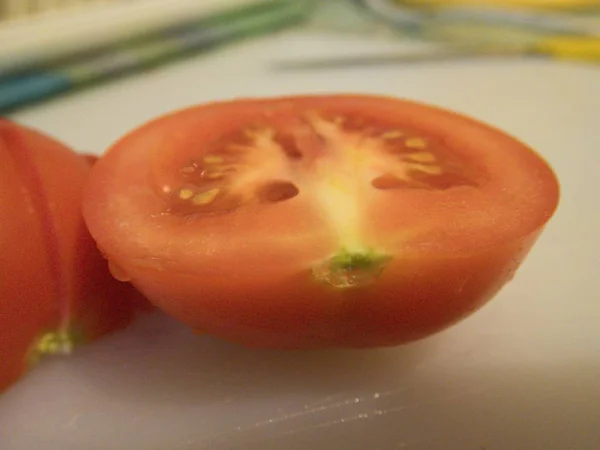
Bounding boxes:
[1,31,600,450]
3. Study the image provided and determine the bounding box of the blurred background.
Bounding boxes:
[0,0,598,113]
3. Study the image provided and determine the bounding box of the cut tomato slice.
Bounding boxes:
[0,120,147,393]
[83,94,559,349]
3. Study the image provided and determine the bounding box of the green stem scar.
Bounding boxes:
[28,328,84,368]
[296,115,393,288]
[312,249,392,289]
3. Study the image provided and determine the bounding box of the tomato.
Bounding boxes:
[0,120,146,393]
[83,94,559,349]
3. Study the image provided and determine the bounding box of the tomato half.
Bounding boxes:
[83,94,559,349]
[0,120,146,393]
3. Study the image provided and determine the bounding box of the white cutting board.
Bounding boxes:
[1,31,599,450]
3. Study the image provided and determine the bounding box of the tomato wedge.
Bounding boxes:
[0,120,146,393]
[83,94,559,349]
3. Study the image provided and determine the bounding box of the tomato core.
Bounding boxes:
[151,110,487,288]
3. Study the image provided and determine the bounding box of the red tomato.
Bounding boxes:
[83,95,559,349]
[0,120,147,393]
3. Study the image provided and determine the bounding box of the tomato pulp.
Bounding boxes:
[83,95,559,349]
[0,120,146,392]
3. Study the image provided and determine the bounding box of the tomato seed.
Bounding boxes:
[405,152,436,163]
[203,171,225,180]
[178,189,194,200]
[380,130,404,140]
[192,189,220,205]
[405,137,427,149]
[406,163,443,175]
[203,155,224,164]
[181,166,196,174]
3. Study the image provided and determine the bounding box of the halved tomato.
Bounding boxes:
[83,94,559,349]
[0,120,147,393]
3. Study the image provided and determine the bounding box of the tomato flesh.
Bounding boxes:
[0,120,146,393]
[83,95,559,349]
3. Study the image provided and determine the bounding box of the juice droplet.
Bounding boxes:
[108,259,131,282]
[312,250,391,289]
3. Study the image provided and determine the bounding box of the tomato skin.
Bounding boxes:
[83,94,559,349]
[0,120,146,393]
[112,230,539,349]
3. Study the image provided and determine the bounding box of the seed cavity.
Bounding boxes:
[371,174,412,190]
[167,114,481,217]
[275,134,304,159]
[257,180,299,203]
